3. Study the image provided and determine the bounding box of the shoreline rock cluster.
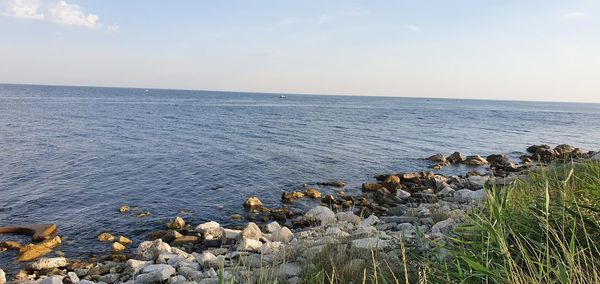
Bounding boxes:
[0,144,598,284]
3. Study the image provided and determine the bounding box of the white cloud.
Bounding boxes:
[562,12,587,20]
[406,24,422,32]
[3,0,44,19]
[2,0,114,30]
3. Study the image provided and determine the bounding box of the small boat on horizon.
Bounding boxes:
[279,95,286,98]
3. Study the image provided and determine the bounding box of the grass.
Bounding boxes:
[425,161,600,284]
[297,160,600,283]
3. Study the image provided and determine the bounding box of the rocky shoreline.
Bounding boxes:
[1,144,599,284]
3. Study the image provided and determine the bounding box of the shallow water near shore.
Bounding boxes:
[1,84,600,270]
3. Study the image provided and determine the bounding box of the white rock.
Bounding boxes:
[126,259,153,275]
[0,269,5,284]
[396,189,411,199]
[351,238,391,250]
[335,212,361,225]
[241,222,262,240]
[325,227,350,238]
[359,214,380,227]
[66,272,79,284]
[137,264,176,283]
[30,257,69,270]
[195,221,220,233]
[270,227,293,243]
[136,239,172,261]
[265,221,282,233]
[260,241,284,255]
[305,206,336,225]
[39,276,64,284]
[198,252,217,268]
[237,238,263,252]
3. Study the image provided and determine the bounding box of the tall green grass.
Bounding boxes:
[426,161,600,283]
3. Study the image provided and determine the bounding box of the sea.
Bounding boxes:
[1,84,599,270]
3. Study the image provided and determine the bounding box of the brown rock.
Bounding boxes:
[305,188,322,199]
[321,195,338,205]
[1,241,22,250]
[166,217,186,230]
[17,244,52,262]
[362,183,382,192]
[111,242,126,252]
[447,152,464,163]
[383,175,401,190]
[118,205,130,213]
[464,155,488,166]
[282,191,305,203]
[317,181,345,187]
[98,232,115,242]
[244,196,263,208]
[427,153,447,163]
[241,222,262,240]
[117,236,132,246]
[170,236,200,246]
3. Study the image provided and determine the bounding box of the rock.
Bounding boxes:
[260,241,284,255]
[321,195,338,205]
[264,221,281,233]
[98,232,115,242]
[195,221,220,234]
[336,212,361,225]
[237,239,262,252]
[362,183,383,192]
[230,214,243,221]
[137,264,176,283]
[351,238,391,250]
[305,188,322,199]
[396,189,411,199]
[136,239,172,261]
[177,266,203,281]
[431,218,457,234]
[74,268,89,277]
[277,262,301,278]
[427,153,447,163]
[119,205,130,213]
[360,214,380,227]
[98,273,120,284]
[162,230,183,243]
[593,152,600,161]
[464,155,488,166]
[488,154,518,172]
[305,206,336,225]
[317,181,345,187]
[39,276,63,284]
[170,236,200,246]
[30,257,68,270]
[118,236,133,245]
[527,144,550,153]
[18,237,60,261]
[454,189,487,203]
[0,241,22,250]
[169,275,189,284]
[167,217,186,230]
[222,228,242,241]
[202,227,223,240]
[467,175,488,190]
[126,259,153,275]
[198,251,217,267]
[64,272,79,284]
[554,144,575,155]
[437,186,455,197]
[383,175,401,190]
[270,227,293,243]
[0,269,5,284]
[244,196,263,208]
[79,281,95,284]
[241,222,262,240]
[112,242,127,252]
[447,152,464,163]
[282,191,305,203]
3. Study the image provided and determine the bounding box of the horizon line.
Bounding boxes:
[1,82,598,105]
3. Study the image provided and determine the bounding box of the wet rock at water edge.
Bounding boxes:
[118,236,133,245]
[166,216,186,230]
[282,191,305,203]
[317,181,345,187]
[98,232,115,242]
[244,196,263,208]
[447,152,464,163]
[305,188,322,199]
[362,183,383,192]
[111,242,126,252]
[29,257,69,270]
[463,155,488,166]
[383,175,401,191]
[119,205,130,213]
[427,153,447,163]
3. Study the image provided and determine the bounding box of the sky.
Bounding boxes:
[0,0,599,103]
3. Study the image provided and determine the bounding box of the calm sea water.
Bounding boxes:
[1,84,599,268]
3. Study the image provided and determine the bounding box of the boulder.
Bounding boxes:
[305,188,322,199]
[195,221,220,234]
[202,227,223,240]
[119,205,130,213]
[29,257,68,270]
[112,242,126,252]
[360,214,379,227]
[0,241,22,250]
[241,222,262,240]
[464,155,488,166]
[167,217,186,230]
[282,191,305,203]
[118,236,133,245]
[427,153,447,163]
[64,272,79,284]
[198,251,217,268]
[0,269,4,284]
[260,241,284,255]
[136,239,172,261]
[305,206,336,225]
[97,273,120,284]
[17,236,62,262]
[244,196,263,208]
[447,152,464,163]
[317,181,345,187]
[362,183,383,191]
[467,175,488,190]
[351,238,391,250]
[593,152,600,161]
[162,230,183,243]
[137,264,176,283]
[126,259,153,275]
[396,189,411,200]
[170,236,200,246]
[336,212,361,225]
[39,276,63,284]
[382,175,401,190]
[270,227,293,243]
[236,239,262,252]
[454,189,487,203]
[264,221,281,233]
[98,232,115,242]
[487,154,518,172]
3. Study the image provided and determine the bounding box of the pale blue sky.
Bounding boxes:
[1,0,599,102]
